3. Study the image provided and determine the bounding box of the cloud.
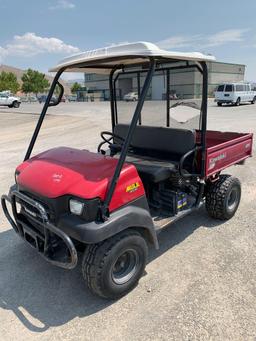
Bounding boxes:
[206,29,249,47]
[0,46,8,62]
[157,35,202,49]
[0,32,80,61]
[156,29,249,50]
[106,41,130,47]
[49,0,75,10]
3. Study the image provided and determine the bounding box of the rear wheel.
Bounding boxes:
[206,175,241,220]
[251,96,256,104]
[217,102,222,106]
[235,97,241,106]
[82,230,148,299]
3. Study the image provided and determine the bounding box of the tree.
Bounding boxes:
[71,82,82,94]
[21,69,50,96]
[0,71,20,93]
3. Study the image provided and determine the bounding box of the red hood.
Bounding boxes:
[16,147,144,211]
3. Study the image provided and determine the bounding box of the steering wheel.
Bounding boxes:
[97,131,125,153]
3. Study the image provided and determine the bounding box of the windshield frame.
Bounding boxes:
[111,62,205,130]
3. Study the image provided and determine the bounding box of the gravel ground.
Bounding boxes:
[0,100,256,340]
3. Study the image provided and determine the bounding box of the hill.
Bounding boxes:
[0,64,71,95]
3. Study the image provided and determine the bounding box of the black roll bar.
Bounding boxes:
[24,68,65,161]
[137,72,142,125]
[166,69,170,127]
[113,75,118,124]
[101,58,156,220]
[111,63,203,130]
[109,65,123,131]
[199,61,208,178]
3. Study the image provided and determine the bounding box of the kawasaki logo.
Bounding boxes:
[52,173,63,183]
[209,153,227,170]
[24,206,37,218]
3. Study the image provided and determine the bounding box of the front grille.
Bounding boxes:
[20,199,45,222]
[18,192,54,223]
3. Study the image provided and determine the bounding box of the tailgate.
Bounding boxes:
[205,133,253,177]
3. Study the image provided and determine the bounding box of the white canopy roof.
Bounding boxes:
[49,41,216,74]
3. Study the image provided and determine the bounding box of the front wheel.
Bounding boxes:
[206,175,241,220]
[12,101,20,108]
[235,97,241,106]
[217,102,222,106]
[251,96,256,104]
[82,230,148,299]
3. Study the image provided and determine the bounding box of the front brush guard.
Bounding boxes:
[1,188,78,270]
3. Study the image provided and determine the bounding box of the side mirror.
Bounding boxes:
[49,82,64,107]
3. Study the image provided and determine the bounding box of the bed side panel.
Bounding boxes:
[205,134,253,177]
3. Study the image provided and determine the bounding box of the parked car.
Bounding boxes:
[0,92,21,108]
[20,96,38,103]
[123,91,138,101]
[67,95,77,102]
[38,95,57,104]
[215,83,256,106]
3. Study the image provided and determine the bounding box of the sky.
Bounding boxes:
[1,0,256,81]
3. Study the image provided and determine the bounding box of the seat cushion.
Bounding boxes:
[114,124,196,182]
[125,154,178,183]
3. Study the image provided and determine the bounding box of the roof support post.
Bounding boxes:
[137,72,142,125]
[113,73,120,125]
[109,65,122,131]
[24,68,64,161]
[166,69,170,127]
[199,61,208,178]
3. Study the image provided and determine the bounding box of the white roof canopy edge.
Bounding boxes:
[49,41,216,74]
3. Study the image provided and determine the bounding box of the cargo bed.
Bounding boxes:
[202,131,253,177]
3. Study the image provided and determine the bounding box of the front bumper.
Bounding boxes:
[215,99,234,104]
[1,187,78,269]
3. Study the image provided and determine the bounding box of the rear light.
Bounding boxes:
[69,199,84,215]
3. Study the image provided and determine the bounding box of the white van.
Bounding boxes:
[215,83,256,106]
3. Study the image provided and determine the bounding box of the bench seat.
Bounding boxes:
[114,124,196,182]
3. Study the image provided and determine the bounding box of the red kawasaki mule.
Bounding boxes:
[2,42,253,299]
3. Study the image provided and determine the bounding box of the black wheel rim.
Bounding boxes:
[227,187,238,211]
[112,249,139,285]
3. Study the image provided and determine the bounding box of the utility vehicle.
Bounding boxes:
[2,42,253,299]
[215,82,256,106]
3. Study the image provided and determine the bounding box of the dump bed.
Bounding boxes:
[203,131,253,177]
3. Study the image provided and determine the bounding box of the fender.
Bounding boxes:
[58,197,159,249]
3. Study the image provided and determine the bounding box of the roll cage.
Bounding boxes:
[24,56,208,220]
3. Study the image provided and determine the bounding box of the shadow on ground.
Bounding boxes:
[0,207,223,332]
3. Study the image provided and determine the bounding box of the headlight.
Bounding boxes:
[15,170,20,183]
[69,199,84,215]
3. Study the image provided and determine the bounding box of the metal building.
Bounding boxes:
[82,61,245,101]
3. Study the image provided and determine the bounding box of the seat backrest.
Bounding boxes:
[114,124,195,158]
